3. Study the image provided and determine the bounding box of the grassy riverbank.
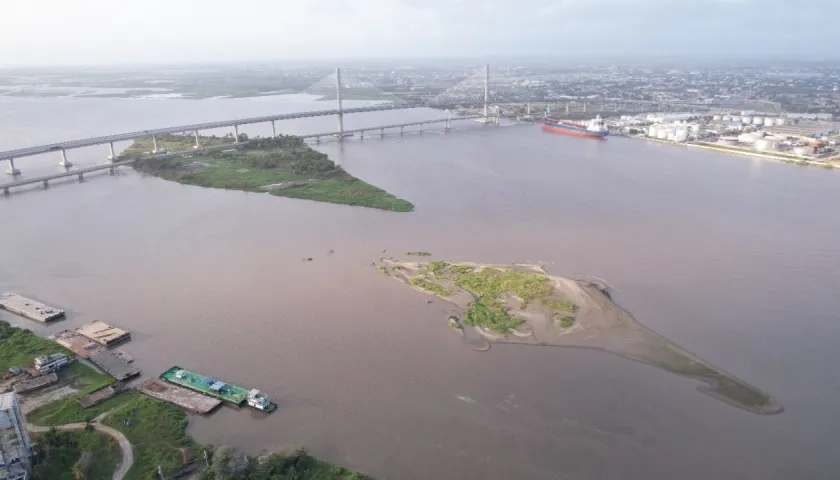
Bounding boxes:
[121,134,414,212]
[31,429,121,480]
[0,321,113,405]
[6,319,374,479]
[0,321,71,372]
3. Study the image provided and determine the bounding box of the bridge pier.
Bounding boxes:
[59,149,73,167]
[380,128,384,138]
[234,125,240,143]
[152,135,159,153]
[43,179,49,189]
[78,172,84,182]
[336,67,345,140]
[193,130,200,149]
[108,142,116,160]
[271,120,276,138]
[3,186,8,195]
[400,126,404,136]
[360,131,364,140]
[109,166,115,175]
[315,136,320,144]
[6,158,20,175]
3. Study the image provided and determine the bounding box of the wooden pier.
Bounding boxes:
[136,379,222,414]
[0,293,65,322]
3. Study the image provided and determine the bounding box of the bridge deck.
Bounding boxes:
[1,116,479,193]
[0,104,419,161]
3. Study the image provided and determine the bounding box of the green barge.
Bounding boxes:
[160,366,276,412]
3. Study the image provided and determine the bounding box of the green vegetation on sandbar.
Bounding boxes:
[401,263,578,333]
[455,268,552,302]
[556,315,576,328]
[463,300,523,333]
[32,428,121,480]
[541,299,576,313]
[405,251,432,256]
[410,277,449,296]
[122,134,414,212]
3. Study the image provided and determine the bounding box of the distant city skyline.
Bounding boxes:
[1,0,836,66]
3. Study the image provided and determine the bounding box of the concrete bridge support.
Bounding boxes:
[59,149,72,167]
[360,131,364,140]
[6,158,20,175]
[152,135,159,154]
[380,128,385,138]
[108,142,116,160]
[483,63,490,122]
[336,67,345,140]
[271,120,276,138]
[234,125,240,143]
[400,126,404,136]
[193,131,200,148]
[78,172,84,182]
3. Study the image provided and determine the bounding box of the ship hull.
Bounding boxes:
[542,121,608,138]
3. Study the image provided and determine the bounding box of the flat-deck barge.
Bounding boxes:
[136,378,222,414]
[0,293,65,322]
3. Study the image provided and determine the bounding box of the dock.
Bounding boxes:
[0,293,65,322]
[76,320,131,346]
[77,383,124,408]
[89,351,140,381]
[13,373,58,395]
[136,379,222,414]
[52,330,106,358]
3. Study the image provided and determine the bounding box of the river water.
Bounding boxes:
[1,95,839,479]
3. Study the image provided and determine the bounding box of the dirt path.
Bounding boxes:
[28,418,133,480]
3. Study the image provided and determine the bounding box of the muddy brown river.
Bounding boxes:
[1,95,839,479]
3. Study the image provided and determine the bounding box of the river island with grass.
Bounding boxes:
[376,259,784,415]
[120,134,414,212]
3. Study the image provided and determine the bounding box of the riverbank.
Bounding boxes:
[378,259,783,415]
[2,320,373,479]
[121,134,414,212]
[628,134,839,168]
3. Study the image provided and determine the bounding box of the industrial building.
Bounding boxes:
[0,392,32,480]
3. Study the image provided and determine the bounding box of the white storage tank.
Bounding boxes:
[666,131,676,141]
[713,115,722,121]
[741,116,752,124]
[731,115,741,123]
[764,117,775,127]
[754,138,778,151]
[656,129,669,140]
[674,129,689,142]
[647,125,660,138]
[690,124,701,134]
[793,146,811,156]
[738,133,757,144]
[753,116,764,125]
[775,118,786,126]
[719,136,739,146]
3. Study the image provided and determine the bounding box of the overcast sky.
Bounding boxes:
[0,0,834,66]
